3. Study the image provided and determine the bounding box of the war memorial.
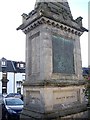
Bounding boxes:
[17,0,88,119]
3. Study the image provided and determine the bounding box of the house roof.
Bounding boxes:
[0,57,25,73]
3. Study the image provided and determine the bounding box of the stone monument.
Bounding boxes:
[17,0,88,119]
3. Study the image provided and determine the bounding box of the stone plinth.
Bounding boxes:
[20,85,87,119]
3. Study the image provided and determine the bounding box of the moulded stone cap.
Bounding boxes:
[35,0,67,3]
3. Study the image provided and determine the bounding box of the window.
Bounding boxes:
[17,63,19,67]
[20,63,24,68]
[1,58,7,67]
[22,75,25,81]
[17,88,21,94]
[2,61,6,66]
[1,61,7,67]
[17,62,25,69]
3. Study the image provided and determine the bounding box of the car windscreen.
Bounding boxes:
[5,98,23,105]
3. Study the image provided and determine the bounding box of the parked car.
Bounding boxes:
[2,97,24,120]
[5,93,21,99]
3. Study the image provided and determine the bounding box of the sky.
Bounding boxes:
[0,0,89,67]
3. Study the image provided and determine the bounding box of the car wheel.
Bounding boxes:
[5,113,9,120]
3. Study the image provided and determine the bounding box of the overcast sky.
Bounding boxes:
[0,0,89,67]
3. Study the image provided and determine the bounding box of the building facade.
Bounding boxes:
[82,67,90,79]
[0,57,25,94]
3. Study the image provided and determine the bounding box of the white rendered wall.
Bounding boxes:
[7,72,14,94]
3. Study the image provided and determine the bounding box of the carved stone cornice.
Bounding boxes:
[17,1,88,35]
[23,17,83,36]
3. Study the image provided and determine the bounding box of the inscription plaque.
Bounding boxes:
[52,35,75,74]
[53,90,79,105]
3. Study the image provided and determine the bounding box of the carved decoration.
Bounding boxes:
[23,17,82,37]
